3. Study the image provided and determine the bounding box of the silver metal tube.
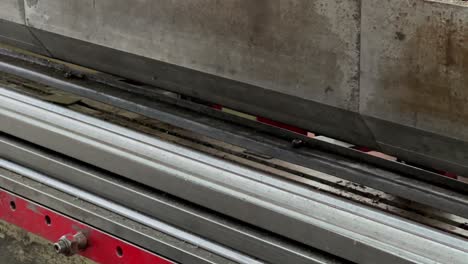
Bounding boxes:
[0,159,260,264]
[1,87,467,264]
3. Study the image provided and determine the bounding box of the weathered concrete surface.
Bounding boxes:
[0,220,94,264]
[361,0,468,142]
[24,0,361,111]
[0,1,48,55]
[22,0,468,128]
[0,0,25,24]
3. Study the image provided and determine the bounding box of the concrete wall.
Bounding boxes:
[0,1,47,54]
[23,0,362,111]
[0,1,25,24]
[361,0,468,142]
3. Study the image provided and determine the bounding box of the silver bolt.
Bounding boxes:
[291,139,304,148]
[54,239,71,255]
[53,232,88,256]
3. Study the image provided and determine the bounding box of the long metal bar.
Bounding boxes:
[0,134,338,264]
[0,54,468,217]
[0,188,175,264]
[0,159,259,264]
[1,88,467,264]
[0,168,237,264]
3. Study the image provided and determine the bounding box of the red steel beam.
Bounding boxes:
[0,189,175,264]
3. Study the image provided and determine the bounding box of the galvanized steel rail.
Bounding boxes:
[1,87,468,264]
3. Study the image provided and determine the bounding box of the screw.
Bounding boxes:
[291,139,304,148]
[53,232,88,256]
[54,239,72,255]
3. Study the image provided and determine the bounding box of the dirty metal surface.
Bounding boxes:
[0,169,237,264]
[2,82,468,264]
[0,136,346,264]
[0,189,175,264]
[1,71,466,240]
[0,54,467,213]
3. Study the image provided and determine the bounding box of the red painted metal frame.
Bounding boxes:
[0,189,175,264]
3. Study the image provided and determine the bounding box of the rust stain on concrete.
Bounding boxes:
[394,12,468,125]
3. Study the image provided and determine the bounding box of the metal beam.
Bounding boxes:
[0,167,238,264]
[1,88,467,264]
[0,134,337,264]
[0,53,466,213]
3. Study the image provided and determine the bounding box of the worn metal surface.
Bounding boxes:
[0,167,242,264]
[0,135,338,264]
[0,160,258,264]
[0,188,175,264]
[1,72,466,239]
[2,89,468,264]
[0,57,466,216]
